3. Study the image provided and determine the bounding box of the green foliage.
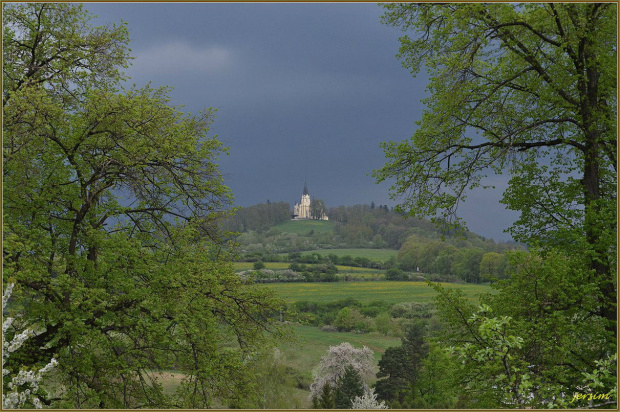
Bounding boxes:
[275,220,334,236]
[431,250,617,408]
[310,198,328,221]
[2,3,286,408]
[409,343,459,408]
[373,312,393,336]
[449,307,533,408]
[334,365,365,409]
[385,268,407,281]
[233,203,516,254]
[333,307,374,333]
[375,322,428,405]
[388,302,433,320]
[397,234,512,283]
[244,348,300,409]
[221,202,291,234]
[479,252,508,281]
[375,5,617,406]
[312,380,335,409]
[375,1,616,327]
[3,3,131,105]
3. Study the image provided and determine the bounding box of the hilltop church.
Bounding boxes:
[292,182,328,221]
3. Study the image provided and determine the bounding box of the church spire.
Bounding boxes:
[303,181,309,196]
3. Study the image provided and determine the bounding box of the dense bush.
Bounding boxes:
[333,307,374,333]
[385,268,407,281]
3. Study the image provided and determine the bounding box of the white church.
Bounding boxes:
[292,182,328,220]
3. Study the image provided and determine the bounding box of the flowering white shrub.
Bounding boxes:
[2,283,57,409]
[352,388,389,409]
[309,342,375,401]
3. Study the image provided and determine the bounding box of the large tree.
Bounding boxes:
[373,3,617,408]
[374,2,616,331]
[375,322,428,407]
[310,198,328,220]
[3,3,284,408]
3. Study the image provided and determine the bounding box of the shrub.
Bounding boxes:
[385,268,406,281]
[253,260,266,270]
[374,312,392,336]
[334,307,374,333]
[3,284,57,409]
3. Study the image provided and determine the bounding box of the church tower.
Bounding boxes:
[292,182,328,220]
[293,182,312,219]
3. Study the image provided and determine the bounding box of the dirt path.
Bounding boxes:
[351,339,386,354]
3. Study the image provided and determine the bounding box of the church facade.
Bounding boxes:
[292,182,328,220]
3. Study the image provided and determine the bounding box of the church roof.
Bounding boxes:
[303,181,309,195]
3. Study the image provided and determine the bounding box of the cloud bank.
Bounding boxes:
[131,41,233,75]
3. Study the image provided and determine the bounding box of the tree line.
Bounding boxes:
[372,2,617,408]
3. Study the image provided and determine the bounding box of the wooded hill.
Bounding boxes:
[223,201,519,251]
[223,202,523,283]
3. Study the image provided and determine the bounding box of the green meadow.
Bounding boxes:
[234,262,291,270]
[273,219,334,235]
[263,281,492,305]
[279,324,401,364]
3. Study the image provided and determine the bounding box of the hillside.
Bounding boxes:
[225,203,523,284]
[224,202,519,252]
[274,219,335,235]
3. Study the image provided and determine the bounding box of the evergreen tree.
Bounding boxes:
[312,382,335,409]
[334,365,365,409]
[375,322,428,405]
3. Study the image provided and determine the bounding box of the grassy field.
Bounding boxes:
[280,324,401,365]
[274,219,334,235]
[264,281,492,305]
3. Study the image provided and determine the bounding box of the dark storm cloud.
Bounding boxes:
[85,3,518,241]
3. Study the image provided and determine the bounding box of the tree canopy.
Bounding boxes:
[3,3,284,408]
[374,1,616,330]
[374,3,617,408]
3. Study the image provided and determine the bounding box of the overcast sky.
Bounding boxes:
[85,3,519,241]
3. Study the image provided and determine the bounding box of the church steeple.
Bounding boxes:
[293,181,328,221]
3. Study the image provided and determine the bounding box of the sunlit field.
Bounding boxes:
[263,281,492,305]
